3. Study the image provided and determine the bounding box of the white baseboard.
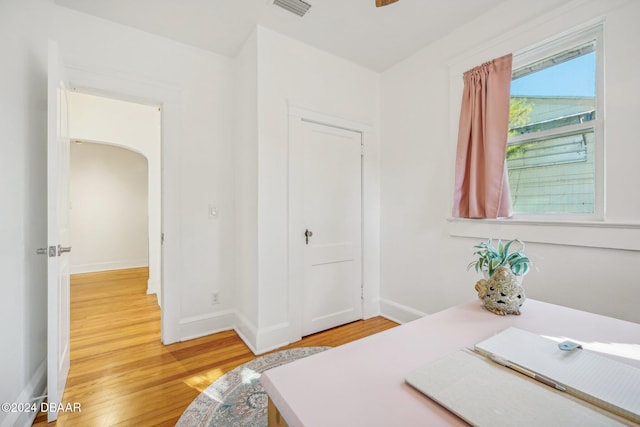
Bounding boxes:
[70,259,148,274]
[379,298,428,324]
[363,297,381,319]
[232,312,294,355]
[179,304,399,356]
[178,308,267,356]
[1,360,47,427]
[179,310,235,341]
[146,278,159,295]
[234,311,259,354]
[254,322,292,355]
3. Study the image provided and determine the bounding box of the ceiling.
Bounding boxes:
[54,0,506,72]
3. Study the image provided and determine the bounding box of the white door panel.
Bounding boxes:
[300,121,362,336]
[308,243,355,265]
[47,40,71,422]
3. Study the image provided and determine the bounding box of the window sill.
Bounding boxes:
[448,217,640,251]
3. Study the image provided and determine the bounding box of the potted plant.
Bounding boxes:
[468,238,531,278]
[468,239,532,315]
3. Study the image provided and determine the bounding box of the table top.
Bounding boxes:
[260,299,640,427]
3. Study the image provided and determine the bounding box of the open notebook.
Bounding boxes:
[406,328,640,426]
[475,327,640,424]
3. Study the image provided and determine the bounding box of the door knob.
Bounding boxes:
[58,244,72,256]
[304,229,313,245]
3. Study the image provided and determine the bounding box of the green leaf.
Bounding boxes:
[512,256,530,265]
[470,238,531,278]
[503,240,514,255]
[506,252,520,262]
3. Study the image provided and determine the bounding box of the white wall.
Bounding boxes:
[70,142,149,274]
[380,0,640,323]
[0,0,50,426]
[54,5,236,342]
[234,29,260,342]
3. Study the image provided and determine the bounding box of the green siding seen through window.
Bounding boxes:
[507,39,598,215]
[507,130,594,214]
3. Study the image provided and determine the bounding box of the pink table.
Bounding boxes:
[261,299,640,426]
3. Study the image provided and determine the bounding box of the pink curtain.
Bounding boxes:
[452,53,513,219]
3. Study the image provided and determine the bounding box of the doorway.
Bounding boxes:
[67,91,162,301]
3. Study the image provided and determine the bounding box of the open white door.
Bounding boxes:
[47,40,71,422]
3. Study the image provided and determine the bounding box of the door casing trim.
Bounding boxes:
[287,101,380,344]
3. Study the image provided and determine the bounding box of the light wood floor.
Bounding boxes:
[33,268,398,426]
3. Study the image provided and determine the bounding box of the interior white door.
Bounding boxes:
[301,121,363,336]
[47,40,71,422]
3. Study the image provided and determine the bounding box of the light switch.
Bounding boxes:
[208,205,218,219]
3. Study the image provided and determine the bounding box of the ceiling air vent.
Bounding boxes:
[272,0,312,17]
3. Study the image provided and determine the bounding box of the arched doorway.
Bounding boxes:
[67,91,162,302]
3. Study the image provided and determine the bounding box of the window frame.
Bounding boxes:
[447,20,640,251]
[506,23,604,221]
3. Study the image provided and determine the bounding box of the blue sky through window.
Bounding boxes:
[511,52,595,97]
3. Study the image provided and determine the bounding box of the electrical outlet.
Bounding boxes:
[211,292,220,305]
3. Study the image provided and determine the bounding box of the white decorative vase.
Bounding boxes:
[474,267,526,315]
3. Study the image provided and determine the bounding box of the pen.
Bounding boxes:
[488,353,567,392]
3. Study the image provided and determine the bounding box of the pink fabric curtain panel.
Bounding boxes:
[452,53,513,219]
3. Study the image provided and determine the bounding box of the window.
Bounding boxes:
[507,25,603,218]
